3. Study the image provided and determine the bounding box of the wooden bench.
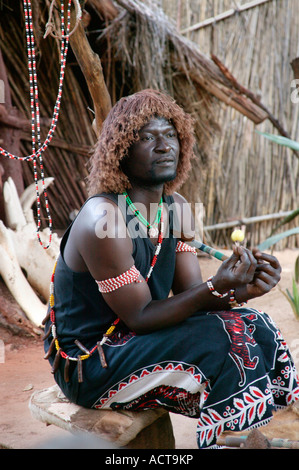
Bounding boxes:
[29,385,175,449]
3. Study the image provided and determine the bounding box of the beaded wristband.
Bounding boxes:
[228,289,247,307]
[175,240,197,256]
[206,276,228,298]
[96,265,142,293]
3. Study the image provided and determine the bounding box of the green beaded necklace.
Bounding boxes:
[123,191,163,238]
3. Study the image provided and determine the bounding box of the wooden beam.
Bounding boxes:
[211,54,299,156]
[192,74,268,124]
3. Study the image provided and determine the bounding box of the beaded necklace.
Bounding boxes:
[0,0,74,248]
[43,206,164,380]
[123,191,163,238]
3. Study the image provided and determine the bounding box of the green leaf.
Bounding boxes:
[270,208,299,235]
[286,288,294,303]
[256,131,299,151]
[293,278,299,307]
[257,227,299,251]
[295,256,299,284]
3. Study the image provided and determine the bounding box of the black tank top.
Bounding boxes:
[50,193,178,352]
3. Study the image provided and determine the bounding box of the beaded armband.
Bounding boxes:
[207,276,228,298]
[175,240,197,256]
[96,265,142,293]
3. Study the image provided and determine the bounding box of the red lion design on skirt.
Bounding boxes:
[216,311,259,386]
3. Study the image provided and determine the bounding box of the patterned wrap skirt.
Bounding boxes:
[53,307,299,449]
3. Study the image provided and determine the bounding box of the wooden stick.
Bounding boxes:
[172,229,228,261]
[204,211,295,231]
[217,434,299,449]
[180,0,272,34]
[187,239,228,261]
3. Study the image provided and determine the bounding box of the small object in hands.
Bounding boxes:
[231,229,245,245]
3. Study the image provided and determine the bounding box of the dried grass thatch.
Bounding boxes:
[0,0,298,249]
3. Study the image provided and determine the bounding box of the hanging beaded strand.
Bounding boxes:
[123,191,163,238]
[0,0,75,248]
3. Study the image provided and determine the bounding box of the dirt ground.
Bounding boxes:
[0,249,299,449]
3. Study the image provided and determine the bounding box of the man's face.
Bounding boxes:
[121,117,180,187]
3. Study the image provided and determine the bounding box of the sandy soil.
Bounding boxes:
[0,249,299,449]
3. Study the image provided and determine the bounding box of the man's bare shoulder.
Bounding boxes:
[75,195,127,240]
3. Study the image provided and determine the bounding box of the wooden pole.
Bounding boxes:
[180,0,272,34]
[0,49,24,223]
[204,210,295,231]
[68,8,112,136]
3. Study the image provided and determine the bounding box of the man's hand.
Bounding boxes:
[212,246,281,301]
[212,246,257,293]
[245,249,282,298]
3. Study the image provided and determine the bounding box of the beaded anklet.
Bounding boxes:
[43,208,165,381]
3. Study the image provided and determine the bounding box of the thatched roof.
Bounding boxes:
[0,0,297,247]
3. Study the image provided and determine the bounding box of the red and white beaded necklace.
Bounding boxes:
[0,0,75,248]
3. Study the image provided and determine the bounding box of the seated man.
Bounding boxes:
[43,89,299,449]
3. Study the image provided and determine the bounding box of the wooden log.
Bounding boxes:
[29,385,175,449]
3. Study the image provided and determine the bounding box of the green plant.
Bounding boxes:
[279,256,299,319]
[256,131,299,318]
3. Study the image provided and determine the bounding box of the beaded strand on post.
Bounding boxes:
[0,0,76,249]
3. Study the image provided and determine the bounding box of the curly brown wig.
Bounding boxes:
[87,89,196,196]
